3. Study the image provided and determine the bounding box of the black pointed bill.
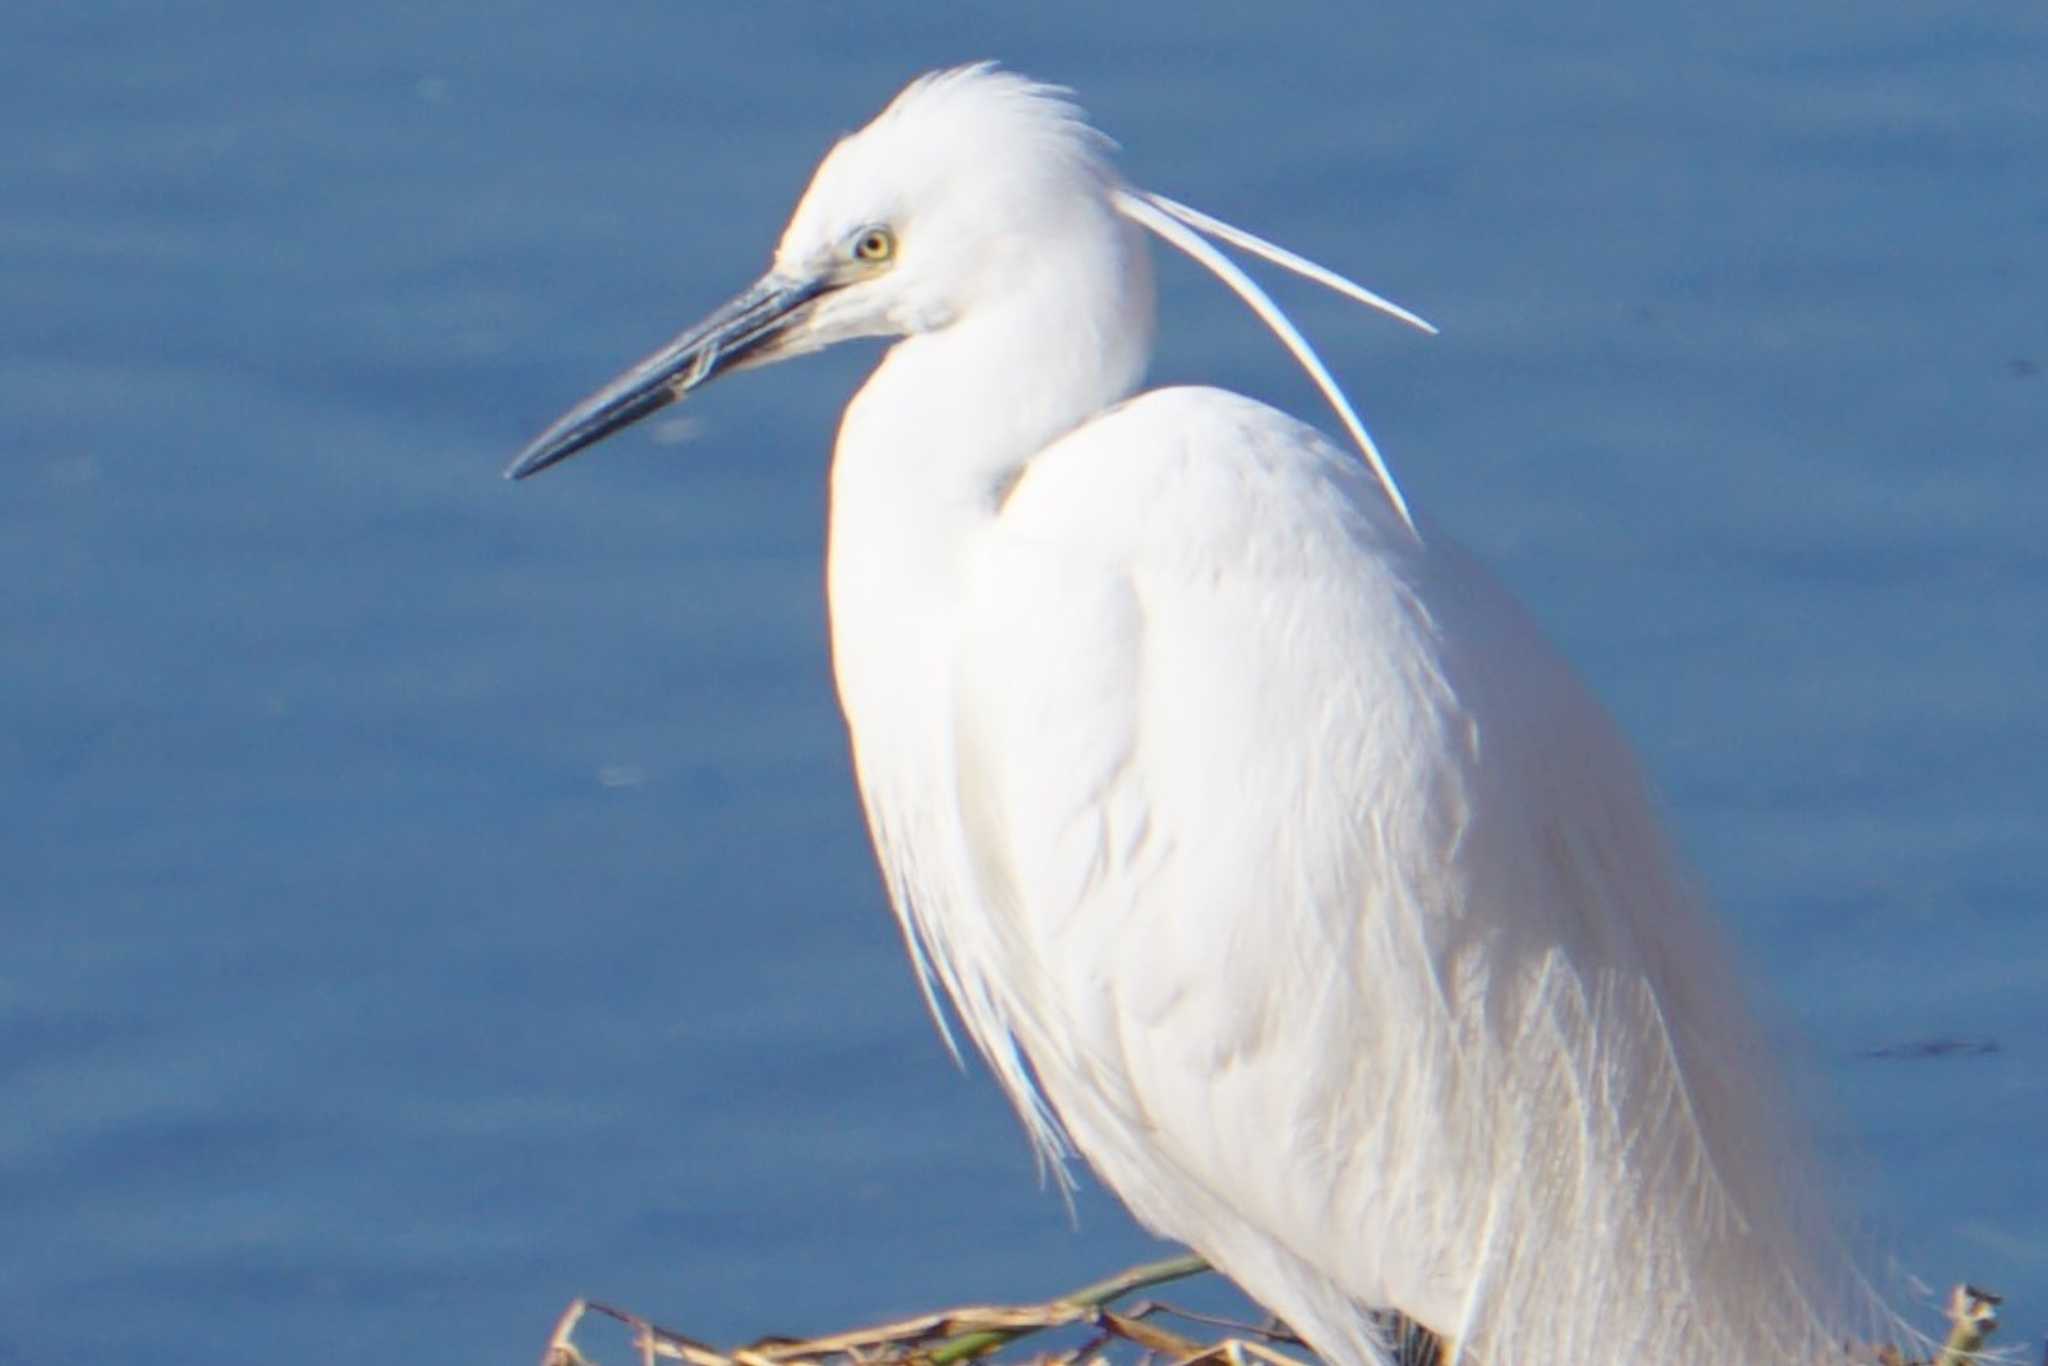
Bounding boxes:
[505,273,829,480]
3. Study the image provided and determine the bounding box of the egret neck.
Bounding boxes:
[825,205,1155,765]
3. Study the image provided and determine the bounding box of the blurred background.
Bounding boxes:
[5,3,2042,1363]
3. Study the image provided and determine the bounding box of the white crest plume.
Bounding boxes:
[1110,187,1434,539]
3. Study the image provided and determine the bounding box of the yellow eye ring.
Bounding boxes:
[853,226,895,262]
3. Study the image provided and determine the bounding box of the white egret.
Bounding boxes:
[508,66,1879,1365]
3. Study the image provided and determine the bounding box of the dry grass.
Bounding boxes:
[537,1255,2005,1366]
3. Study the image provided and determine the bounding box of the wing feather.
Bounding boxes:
[946,386,1865,1364]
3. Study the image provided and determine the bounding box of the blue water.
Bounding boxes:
[5,4,2043,1363]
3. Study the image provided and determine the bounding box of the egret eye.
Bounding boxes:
[852,226,895,263]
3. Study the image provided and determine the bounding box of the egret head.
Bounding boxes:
[770,66,1129,342]
[505,65,1135,480]
[507,64,1431,531]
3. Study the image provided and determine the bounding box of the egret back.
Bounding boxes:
[842,385,1869,1365]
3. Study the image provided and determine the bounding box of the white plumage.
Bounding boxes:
[510,65,1878,1365]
